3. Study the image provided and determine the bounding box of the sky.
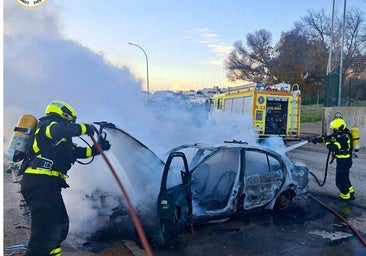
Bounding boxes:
[60,0,366,92]
[2,0,366,245]
[5,0,366,92]
[3,0,258,242]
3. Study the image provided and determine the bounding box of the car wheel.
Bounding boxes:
[275,190,293,211]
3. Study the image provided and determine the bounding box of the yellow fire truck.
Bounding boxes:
[212,83,301,140]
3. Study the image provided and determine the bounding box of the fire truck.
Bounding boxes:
[212,82,301,140]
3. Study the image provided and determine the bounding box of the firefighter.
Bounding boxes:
[20,100,111,256]
[312,118,354,201]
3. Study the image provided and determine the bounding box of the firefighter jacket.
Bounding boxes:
[325,129,352,159]
[21,115,93,188]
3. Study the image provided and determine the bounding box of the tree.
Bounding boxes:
[225,29,275,84]
[301,7,366,76]
[301,8,366,105]
[224,7,366,105]
[273,26,328,103]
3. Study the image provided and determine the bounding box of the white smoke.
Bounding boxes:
[4,0,259,243]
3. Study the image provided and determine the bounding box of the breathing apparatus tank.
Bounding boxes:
[6,114,38,163]
[351,126,360,152]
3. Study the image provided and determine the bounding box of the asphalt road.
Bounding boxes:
[151,144,366,256]
[4,144,366,256]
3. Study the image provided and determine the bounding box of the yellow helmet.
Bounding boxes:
[330,118,347,131]
[45,100,77,122]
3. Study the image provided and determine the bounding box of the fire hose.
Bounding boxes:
[309,193,366,247]
[309,150,331,187]
[89,128,154,256]
[308,162,366,247]
[296,139,366,247]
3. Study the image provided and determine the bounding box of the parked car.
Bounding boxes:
[86,125,309,247]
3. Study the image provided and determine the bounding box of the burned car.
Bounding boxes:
[85,125,309,247]
[157,141,309,244]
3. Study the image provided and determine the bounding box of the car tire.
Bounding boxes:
[275,190,293,211]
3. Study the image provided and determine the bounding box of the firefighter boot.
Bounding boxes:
[50,246,62,256]
[339,192,351,201]
[349,186,355,200]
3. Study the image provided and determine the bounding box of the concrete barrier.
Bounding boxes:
[322,107,366,149]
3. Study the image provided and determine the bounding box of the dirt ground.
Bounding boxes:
[3,122,323,256]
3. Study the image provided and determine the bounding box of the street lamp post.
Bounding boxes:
[128,42,150,95]
[338,0,347,106]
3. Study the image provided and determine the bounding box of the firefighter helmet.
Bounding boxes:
[45,100,77,122]
[330,118,347,131]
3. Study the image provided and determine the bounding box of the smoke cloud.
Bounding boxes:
[4,1,260,244]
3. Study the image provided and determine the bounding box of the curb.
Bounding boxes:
[122,240,147,256]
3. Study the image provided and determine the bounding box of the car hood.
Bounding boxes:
[103,126,165,223]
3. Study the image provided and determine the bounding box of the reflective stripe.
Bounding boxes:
[334,136,351,159]
[336,154,350,158]
[32,128,41,154]
[334,141,341,150]
[50,246,62,256]
[80,123,87,135]
[86,147,92,157]
[45,121,57,139]
[339,192,351,199]
[349,186,354,193]
[336,135,352,158]
[24,167,68,180]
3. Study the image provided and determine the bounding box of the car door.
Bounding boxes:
[191,148,240,214]
[242,149,285,210]
[157,152,192,245]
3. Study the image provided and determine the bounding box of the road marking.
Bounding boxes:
[308,230,352,240]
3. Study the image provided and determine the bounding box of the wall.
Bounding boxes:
[322,107,366,149]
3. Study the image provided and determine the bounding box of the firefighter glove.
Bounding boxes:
[100,139,111,151]
[85,124,95,136]
[91,140,111,156]
[323,135,333,143]
[311,136,323,144]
